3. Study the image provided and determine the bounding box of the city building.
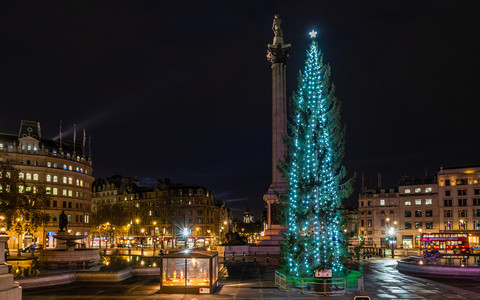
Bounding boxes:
[243,206,254,223]
[358,187,399,248]
[438,166,480,232]
[398,176,439,248]
[0,120,94,249]
[341,206,359,244]
[359,167,480,249]
[92,177,232,248]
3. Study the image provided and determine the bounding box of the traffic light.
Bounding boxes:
[359,237,363,241]
[385,237,389,241]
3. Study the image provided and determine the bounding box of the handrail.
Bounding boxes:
[274,270,363,295]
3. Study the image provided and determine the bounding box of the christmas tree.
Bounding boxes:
[281,33,352,278]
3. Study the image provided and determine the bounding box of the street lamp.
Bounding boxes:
[141,228,145,256]
[183,227,190,249]
[388,227,396,258]
[16,217,21,257]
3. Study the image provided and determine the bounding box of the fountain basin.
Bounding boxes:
[38,249,100,269]
[397,257,480,278]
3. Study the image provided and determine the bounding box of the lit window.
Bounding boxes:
[46,187,51,194]
[63,177,67,184]
[18,185,24,193]
[63,189,67,196]
[85,170,88,174]
[425,187,432,193]
[53,176,58,182]
[415,188,421,193]
[27,144,31,150]
[425,199,432,205]
[380,199,385,206]
[47,162,52,167]
[54,163,57,168]
[80,168,83,173]
[26,173,32,180]
[46,175,51,182]
[68,190,72,197]
[19,173,24,179]
[68,177,73,184]
[63,164,67,170]
[53,188,58,195]
[68,165,72,171]
[405,189,411,194]
[80,180,83,187]
[33,174,39,181]
[405,200,412,206]
[76,179,79,186]
[415,199,422,205]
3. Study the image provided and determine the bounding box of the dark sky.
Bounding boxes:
[1,1,479,218]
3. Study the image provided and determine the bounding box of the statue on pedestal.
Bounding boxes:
[272,14,284,45]
[59,210,68,232]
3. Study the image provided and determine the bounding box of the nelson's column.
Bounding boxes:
[259,15,290,246]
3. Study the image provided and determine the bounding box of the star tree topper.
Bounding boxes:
[309,30,317,38]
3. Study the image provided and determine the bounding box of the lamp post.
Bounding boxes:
[388,227,395,258]
[182,227,190,249]
[140,228,145,256]
[106,222,110,249]
[418,228,423,255]
[16,218,21,257]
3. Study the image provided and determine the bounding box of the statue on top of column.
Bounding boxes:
[272,14,284,45]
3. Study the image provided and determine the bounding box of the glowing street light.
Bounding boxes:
[387,225,396,258]
[388,227,395,236]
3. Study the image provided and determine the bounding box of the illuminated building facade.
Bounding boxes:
[92,177,231,248]
[0,120,94,249]
[438,166,480,232]
[359,167,480,249]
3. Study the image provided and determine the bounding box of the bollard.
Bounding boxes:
[254,252,257,262]
[243,252,245,262]
[103,249,107,255]
[232,252,235,261]
[128,248,131,255]
[267,252,270,264]
[224,255,226,261]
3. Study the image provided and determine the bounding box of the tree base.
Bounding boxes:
[275,269,363,296]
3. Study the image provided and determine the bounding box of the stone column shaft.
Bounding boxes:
[271,62,287,189]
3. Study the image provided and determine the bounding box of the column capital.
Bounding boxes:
[267,43,291,65]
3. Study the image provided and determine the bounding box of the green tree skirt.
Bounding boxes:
[276,268,362,289]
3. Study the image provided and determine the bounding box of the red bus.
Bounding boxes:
[420,233,476,254]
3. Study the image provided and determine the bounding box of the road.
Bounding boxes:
[23,257,480,299]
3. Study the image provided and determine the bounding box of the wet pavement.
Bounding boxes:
[23,256,480,299]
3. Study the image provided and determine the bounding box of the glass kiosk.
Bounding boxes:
[160,249,218,294]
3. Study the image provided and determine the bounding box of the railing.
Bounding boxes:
[275,270,363,296]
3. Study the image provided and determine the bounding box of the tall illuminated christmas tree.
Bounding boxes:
[281,31,352,278]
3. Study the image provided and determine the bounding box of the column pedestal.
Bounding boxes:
[0,235,22,300]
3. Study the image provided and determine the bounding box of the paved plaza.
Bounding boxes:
[21,256,480,300]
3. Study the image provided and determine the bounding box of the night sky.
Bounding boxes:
[1,1,479,218]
